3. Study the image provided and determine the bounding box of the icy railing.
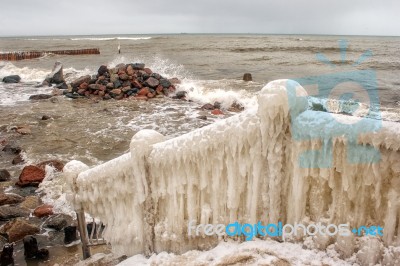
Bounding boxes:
[65,79,400,258]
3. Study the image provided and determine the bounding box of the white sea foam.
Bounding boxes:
[70,37,152,41]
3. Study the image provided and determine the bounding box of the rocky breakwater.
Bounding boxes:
[64,63,179,101]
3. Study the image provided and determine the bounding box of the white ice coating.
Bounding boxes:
[66,79,400,264]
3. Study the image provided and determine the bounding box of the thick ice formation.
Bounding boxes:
[66,79,400,264]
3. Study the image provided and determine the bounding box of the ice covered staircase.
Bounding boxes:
[65,79,400,258]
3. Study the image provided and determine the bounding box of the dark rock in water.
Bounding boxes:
[98,65,109,76]
[65,93,80,99]
[0,193,24,206]
[144,77,160,88]
[45,62,64,84]
[159,78,171,88]
[44,214,71,231]
[29,94,53,100]
[0,218,40,242]
[41,115,51,120]
[24,235,39,259]
[12,154,24,165]
[2,144,22,155]
[16,165,45,187]
[0,244,14,266]
[197,115,207,120]
[150,73,162,80]
[71,75,91,88]
[243,73,252,81]
[310,102,327,112]
[64,225,78,244]
[23,236,50,260]
[2,75,21,83]
[0,169,11,181]
[173,91,187,99]
[131,63,145,70]
[36,249,49,260]
[201,103,215,110]
[214,102,222,109]
[55,82,68,90]
[0,205,30,220]
[113,79,122,88]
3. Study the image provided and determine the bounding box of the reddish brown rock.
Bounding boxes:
[131,80,143,89]
[111,88,122,95]
[138,87,150,96]
[71,75,91,88]
[168,86,176,92]
[211,109,224,115]
[33,204,53,218]
[143,68,153,75]
[16,165,45,187]
[0,218,40,242]
[147,93,155,98]
[77,89,86,95]
[36,160,64,172]
[79,82,88,90]
[126,65,135,76]
[156,85,163,93]
[84,91,91,97]
[144,77,159,88]
[99,91,105,97]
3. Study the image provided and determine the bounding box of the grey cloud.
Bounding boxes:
[0,0,398,36]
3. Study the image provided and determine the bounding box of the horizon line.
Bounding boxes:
[0,32,399,38]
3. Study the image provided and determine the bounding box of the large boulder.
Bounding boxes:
[44,214,72,231]
[45,62,64,84]
[2,75,21,83]
[16,165,45,187]
[0,218,40,242]
[71,75,91,88]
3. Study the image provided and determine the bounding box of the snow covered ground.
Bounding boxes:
[117,239,355,266]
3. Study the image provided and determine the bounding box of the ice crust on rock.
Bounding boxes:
[66,79,400,265]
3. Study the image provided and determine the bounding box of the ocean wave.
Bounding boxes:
[70,37,152,41]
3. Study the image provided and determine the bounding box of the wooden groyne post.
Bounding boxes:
[0,48,100,61]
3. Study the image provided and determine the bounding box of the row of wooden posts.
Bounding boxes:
[0,48,100,61]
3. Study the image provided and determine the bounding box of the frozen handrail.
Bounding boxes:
[65,79,400,258]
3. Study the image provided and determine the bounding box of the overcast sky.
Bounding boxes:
[0,0,398,36]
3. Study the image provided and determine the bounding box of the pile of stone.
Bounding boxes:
[64,63,179,100]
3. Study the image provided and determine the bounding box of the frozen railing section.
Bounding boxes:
[65,79,400,259]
